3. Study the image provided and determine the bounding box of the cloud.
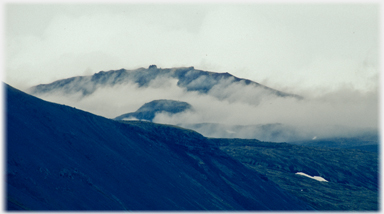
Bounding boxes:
[122,117,140,121]
[207,78,278,105]
[32,71,378,142]
[6,4,378,94]
[152,79,378,141]
[33,76,185,118]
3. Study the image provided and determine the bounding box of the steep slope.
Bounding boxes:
[29,65,302,99]
[214,138,378,210]
[115,99,192,121]
[6,83,312,211]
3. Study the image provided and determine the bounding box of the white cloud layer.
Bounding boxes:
[34,74,378,141]
[5,4,379,94]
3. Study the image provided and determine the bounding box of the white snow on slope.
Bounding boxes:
[295,172,328,182]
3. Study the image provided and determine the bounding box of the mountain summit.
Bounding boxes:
[29,65,303,100]
[115,99,193,121]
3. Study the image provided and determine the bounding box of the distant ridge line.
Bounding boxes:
[29,65,303,99]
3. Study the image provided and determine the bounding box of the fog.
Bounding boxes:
[33,72,378,142]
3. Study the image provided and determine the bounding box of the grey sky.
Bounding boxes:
[5,3,379,94]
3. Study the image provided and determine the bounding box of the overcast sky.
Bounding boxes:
[5,3,380,94]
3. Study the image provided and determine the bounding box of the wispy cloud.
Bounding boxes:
[6,4,378,93]
[32,72,378,142]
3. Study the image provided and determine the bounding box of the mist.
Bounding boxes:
[32,72,378,142]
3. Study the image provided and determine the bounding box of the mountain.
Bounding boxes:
[214,138,378,210]
[6,83,313,211]
[26,65,377,143]
[7,83,378,210]
[29,65,303,100]
[114,99,304,142]
[26,65,310,142]
[115,99,192,121]
[114,99,378,143]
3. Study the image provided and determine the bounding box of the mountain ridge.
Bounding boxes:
[6,83,377,210]
[29,65,303,99]
[6,83,312,210]
[115,99,193,121]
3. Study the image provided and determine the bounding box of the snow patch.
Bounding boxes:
[295,172,328,182]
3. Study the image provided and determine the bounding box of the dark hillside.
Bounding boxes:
[213,138,378,210]
[6,84,312,211]
[292,134,379,153]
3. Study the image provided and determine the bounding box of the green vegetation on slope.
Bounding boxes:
[213,138,378,210]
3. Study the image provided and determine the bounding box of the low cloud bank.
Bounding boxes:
[32,74,378,142]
